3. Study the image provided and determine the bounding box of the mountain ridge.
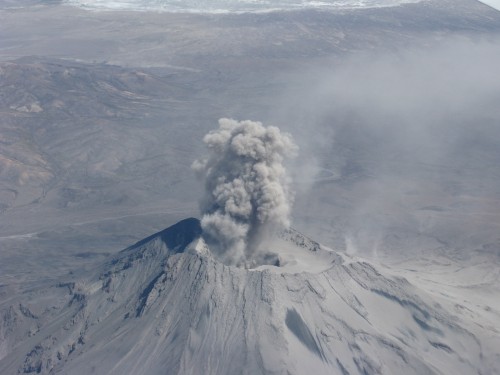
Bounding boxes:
[0,217,491,374]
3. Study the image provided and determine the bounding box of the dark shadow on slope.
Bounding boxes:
[371,290,443,335]
[285,308,324,360]
[136,271,166,317]
[131,217,202,253]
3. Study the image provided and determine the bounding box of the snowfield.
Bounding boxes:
[478,0,500,11]
[64,0,425,13]
[1,218,498,374]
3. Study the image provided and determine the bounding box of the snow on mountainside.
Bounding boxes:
[64,0,424,13]
[478,0,500,11]
[0,218,496,374]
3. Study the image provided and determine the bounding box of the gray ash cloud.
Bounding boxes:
[193,118,297,266]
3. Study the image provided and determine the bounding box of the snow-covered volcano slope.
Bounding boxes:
[0,218,492,374]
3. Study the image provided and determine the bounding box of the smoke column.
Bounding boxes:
[193,118,297,266]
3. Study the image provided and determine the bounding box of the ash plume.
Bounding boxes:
[193,118,297,266]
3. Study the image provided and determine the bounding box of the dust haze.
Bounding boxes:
[275,36,500,261]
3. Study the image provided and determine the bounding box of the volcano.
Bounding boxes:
[0,218,491,374]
